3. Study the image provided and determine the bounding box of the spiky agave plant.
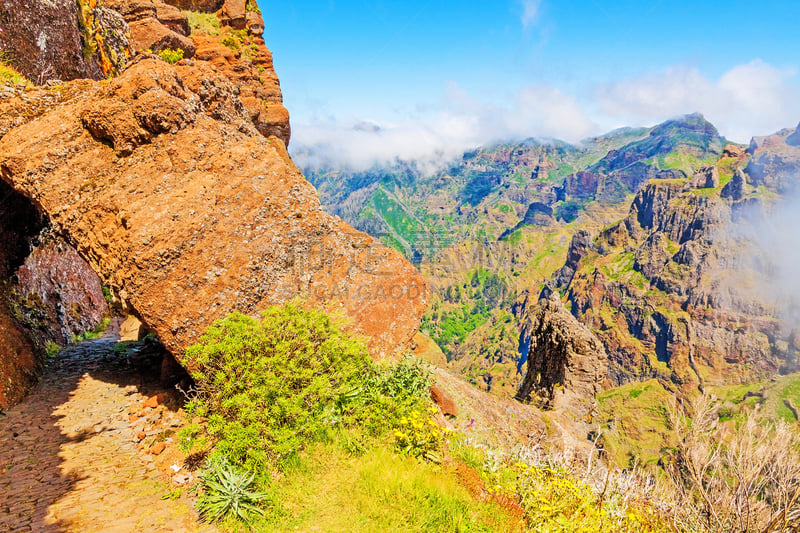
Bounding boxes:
[196,456,270,523]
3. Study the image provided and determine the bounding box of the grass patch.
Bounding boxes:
[761,373,800,423]
[233,443,520,533]
[186,10,221,35]
[0,62,28,86]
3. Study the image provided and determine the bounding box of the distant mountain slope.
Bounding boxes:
[555,126,800,390]
[300,114,781,398]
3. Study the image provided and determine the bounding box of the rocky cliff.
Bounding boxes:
[555,137,800,390]
[516,293,607,419]
[0,0,428,406]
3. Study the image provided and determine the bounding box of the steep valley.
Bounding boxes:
[304,116,800,466]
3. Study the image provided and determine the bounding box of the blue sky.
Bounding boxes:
[263,1,800,168]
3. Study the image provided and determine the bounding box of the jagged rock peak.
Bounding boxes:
[553,230,593,288]
[516,293,607,418]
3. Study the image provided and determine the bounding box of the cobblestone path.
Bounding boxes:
[0,330,216,532]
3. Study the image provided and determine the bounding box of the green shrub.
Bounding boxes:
[157,48,184,64]
[184,303,372,471]
[183,303,446,528]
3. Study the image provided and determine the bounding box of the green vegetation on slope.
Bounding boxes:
[179,304,681,532]
[597,379,675,468]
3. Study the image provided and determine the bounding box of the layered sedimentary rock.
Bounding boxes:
[516,293,607,417]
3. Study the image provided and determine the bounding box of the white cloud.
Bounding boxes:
[520,0,542,29]
[291,60,800,172]
[291,82,596,173]
[593,60,800,141]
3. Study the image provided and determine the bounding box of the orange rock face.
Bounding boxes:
[0,56,428,362]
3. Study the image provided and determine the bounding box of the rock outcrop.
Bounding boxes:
[553,230,593,288]
[746,127,800,194]
[0,0,427,407]
[516,293,607,417]
[686,165,719,190]
[15,235,108,346]
[0,0,131,82]
[0,55,428,368]
[106,0,196,58]
[0,182,42,407]
[720,167,748,201]
[785,122,800,147]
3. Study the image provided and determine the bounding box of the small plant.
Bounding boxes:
[157,48,184,64]
[177,423,209,453]
[219,36,239,52]
[45,341,61,359]
[393,407,444,462]
[196,456,270,523]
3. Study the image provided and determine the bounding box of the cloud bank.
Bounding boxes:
[594,60,800,142]
[291,60,800,172]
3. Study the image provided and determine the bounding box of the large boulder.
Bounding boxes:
[0,57,428,364]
